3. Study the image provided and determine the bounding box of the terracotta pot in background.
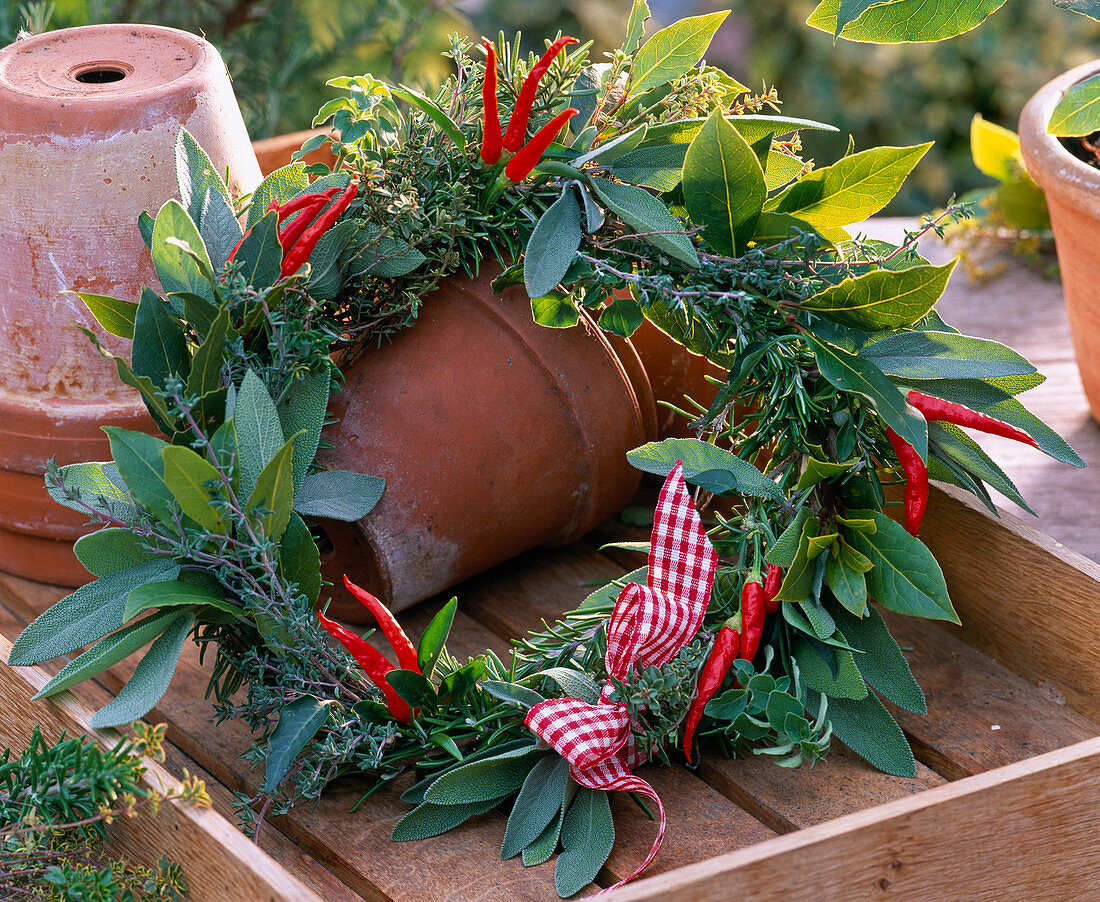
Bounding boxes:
[318,266,657,618]
[252,128,337,176]
[1019,60,1100,422]
[628,317,725,438]
[0,24,262,585]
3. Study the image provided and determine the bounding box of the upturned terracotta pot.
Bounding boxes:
[1020,60,1100,422]
[317,266,657,618]
[0,24,262,585]
[628,317,725,438]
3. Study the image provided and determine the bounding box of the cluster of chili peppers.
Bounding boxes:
[480,36,579,183]
[682,564,784,762]
[317,575,420,723]
[888,390,1039,536]
[227,179,360,280]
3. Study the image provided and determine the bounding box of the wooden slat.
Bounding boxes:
[0,634,324,902]
[918,483,1100,725]
[606,736,1100,902]
[880,609,1098,780]
[699,745,944,834]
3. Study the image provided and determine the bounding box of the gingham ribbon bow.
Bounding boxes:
[525,462,718,891]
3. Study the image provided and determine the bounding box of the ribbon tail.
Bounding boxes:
[571,758,665,895]
[594,774,664,896]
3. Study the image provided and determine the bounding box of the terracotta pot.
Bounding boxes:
[252,128,337,176]
[0,24,262,585]
[1019,60,1100,422]
[317,266,657,618]
[629,317,726,438]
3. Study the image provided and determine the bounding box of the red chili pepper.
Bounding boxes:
[342,575,419,673]
[739,578,767,664]
[502,36,578,152]
[317,610,412,722]
[281,178,360,277]
[682,619,740,764]
[277,191,339,256]
[762,564,783,615]
[503,107,579,182]
[886,426,929,536]
[480,39,503,165]
[267,189,334,225]
[906,390,1039,448]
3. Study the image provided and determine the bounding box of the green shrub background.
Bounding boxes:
[4,0,1099,213]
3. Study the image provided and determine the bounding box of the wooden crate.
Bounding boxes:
[2,482,1099,900]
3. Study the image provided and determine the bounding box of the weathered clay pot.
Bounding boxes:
[317,267,657,618]
[0,24,262,585]
[1020,60,1100,422]
[629,317,725,438]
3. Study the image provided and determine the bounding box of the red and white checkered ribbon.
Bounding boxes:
[525,462,718,892]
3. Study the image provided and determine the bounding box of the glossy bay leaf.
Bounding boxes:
[683,110,765,255]
[103,427,177,525]
[245,437,297,541]
[162,444,228,533]
[628,438,782,500]
[628,11,729,96]
[802,260,955,330]
[765,143,931,230]
[1048,73,1100,137]
[808,0,1006,43]
[151,200,214,301]
[263,696,333,792]
[74,292,138,340]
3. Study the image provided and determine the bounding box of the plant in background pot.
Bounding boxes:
[9,5,1084,895]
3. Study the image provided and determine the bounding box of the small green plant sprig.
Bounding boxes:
[0,722,204,900]
[7,2,1084,894]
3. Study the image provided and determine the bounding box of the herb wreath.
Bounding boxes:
[9,5,1084,895]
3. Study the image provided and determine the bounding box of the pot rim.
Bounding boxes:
[1019,58,1100,218]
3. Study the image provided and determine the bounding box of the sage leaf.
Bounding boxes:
[683,110,766,254]
[524,780,578,866]
[235,369,285,496]
[263,697,333,792]
[48,462,136,522]
[846,511,959,623]
[73,528,159,577]
[859,330,1036,380]
[34,609,184,699]
[555,787,614,898]
[480,680,546,710]
[591,178,698,267]
[579,567,647,612]
[629,11,729,96]
[89,613,194,728]
[423,745,547,806]
[834,605,926,714]
[628,438,782,500]
[276,367,331,491]
[812,688,915,777]
[793,636,868,699]
[537,668,600,705]
[392,796,506,842]
[175,129,232,222]
[198,185,243,270]
[525,191,583,299]
[293,470,385,521]
[246,162,309,228]
[502,755,572,859]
